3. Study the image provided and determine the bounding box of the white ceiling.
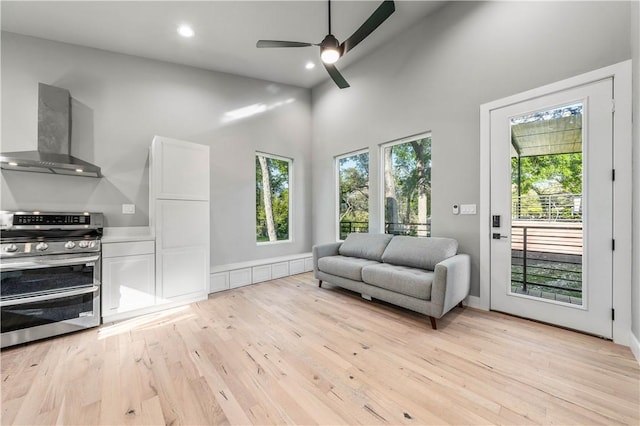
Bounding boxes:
[1,1,445,89]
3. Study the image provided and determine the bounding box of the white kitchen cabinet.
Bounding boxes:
[151,136,209,201]
[102,240,155,319]
[150,136,210,305]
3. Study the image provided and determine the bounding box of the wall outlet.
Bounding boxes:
[460,204,477,215]
[122,204,135,214]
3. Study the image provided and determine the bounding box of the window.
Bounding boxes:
[381,134,431,236]
[336,150,369,240]
[256,153,292,243]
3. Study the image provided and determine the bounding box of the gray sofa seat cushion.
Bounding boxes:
[381,236,458,270]
[317,255,380,281]
[338,233,394,262]
[362,263,434,300]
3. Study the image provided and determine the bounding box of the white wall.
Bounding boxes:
[631,0,640,345]
[311,1,632,298]
[1,32,312,266]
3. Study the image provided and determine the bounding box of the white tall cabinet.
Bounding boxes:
[150,136,210,305]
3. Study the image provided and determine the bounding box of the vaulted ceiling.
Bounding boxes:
[1,1,445,88]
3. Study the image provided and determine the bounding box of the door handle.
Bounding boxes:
[492,233,509,240]
[0,285,99,307]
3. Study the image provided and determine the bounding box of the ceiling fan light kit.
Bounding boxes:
[320,34,340,64]
[256,0,396,89]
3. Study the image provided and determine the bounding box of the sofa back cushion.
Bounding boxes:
[338,233,394,262]
[381,236,458,270]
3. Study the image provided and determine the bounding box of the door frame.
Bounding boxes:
[478,60,632,345]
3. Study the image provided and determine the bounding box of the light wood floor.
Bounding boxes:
[2,273,638,425]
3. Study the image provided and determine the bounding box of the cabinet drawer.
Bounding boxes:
[103,241,155,258]
[252,265,271,284]
[229,268,252,289]
[271,262,289,279]
[289,259,305,275]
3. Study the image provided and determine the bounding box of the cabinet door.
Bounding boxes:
[102,254,155,314]
[156,199,209,301]
[151,136,210,200]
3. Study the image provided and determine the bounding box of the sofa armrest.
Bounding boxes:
[430,254,471,318]
[312,242,342,278]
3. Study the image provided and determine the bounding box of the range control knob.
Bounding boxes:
[78,240,90,249]
[35,242,49,251]
[64,241,76,249]
[4,244,18,253]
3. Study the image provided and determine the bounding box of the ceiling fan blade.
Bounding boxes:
[323,63,350,89]
[340,0,395,56]
[256,40,315,48]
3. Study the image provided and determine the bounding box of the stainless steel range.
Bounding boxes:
[0,211,103,348]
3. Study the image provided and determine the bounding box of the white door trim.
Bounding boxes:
[479,60,632,346]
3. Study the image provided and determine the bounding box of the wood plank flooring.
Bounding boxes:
[2,272,638,425]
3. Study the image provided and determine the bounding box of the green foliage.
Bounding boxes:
[384,137,431,233]
[256,155,290,241]
[512,153,582,195]
[338,152,369,224]
[511,153,582,220]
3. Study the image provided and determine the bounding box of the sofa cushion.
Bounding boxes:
[381,236,458,270]
[338,233,394,262]
[317,255,380,281]
[362,263,434,300]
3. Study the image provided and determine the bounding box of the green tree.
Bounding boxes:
[338,152,369,238]
[384,137,431,236]
[511,153,582,220]
[256,155,290,242]
[512,153,582,196]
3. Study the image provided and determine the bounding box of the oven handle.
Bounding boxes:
[0,254,100,271]
[0,285,99,307]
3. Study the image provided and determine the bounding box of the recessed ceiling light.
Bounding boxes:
[305,62,316,70]
[177,25,194,38]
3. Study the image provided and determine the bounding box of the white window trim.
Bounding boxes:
[255,151,293,245]
[335,148,369,242]
[378,131,432,235]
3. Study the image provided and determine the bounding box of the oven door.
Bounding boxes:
[0,254,101,348]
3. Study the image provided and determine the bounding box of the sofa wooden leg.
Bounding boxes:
[318,280,323,288]
[458,301,464,308]
[429,316,437,330]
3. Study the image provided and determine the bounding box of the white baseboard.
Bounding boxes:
[464,295,486,310]
[630,331,640,364]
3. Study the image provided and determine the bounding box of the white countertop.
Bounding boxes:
[102,226,154,243]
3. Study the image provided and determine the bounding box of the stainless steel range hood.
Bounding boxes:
[0,83,102,178]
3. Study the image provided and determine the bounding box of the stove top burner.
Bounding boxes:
[0,211,104,258]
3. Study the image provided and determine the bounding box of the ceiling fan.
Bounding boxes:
[257,0,396,89]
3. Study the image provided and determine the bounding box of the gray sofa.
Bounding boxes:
[313,233,470,329]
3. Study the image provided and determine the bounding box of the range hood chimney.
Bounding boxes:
[0,83,102,178]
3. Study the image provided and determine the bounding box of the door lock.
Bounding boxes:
[492,233,508,240]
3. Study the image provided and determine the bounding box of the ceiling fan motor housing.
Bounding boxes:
[320,34,341,63]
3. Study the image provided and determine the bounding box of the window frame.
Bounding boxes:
[379,132,432,237]
[335,148,370,242]
[255,151,293,245]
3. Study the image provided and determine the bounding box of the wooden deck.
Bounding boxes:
[511,220,582,256]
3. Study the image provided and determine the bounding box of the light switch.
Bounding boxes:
[460,204,477,215]
[122,204,135,214]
